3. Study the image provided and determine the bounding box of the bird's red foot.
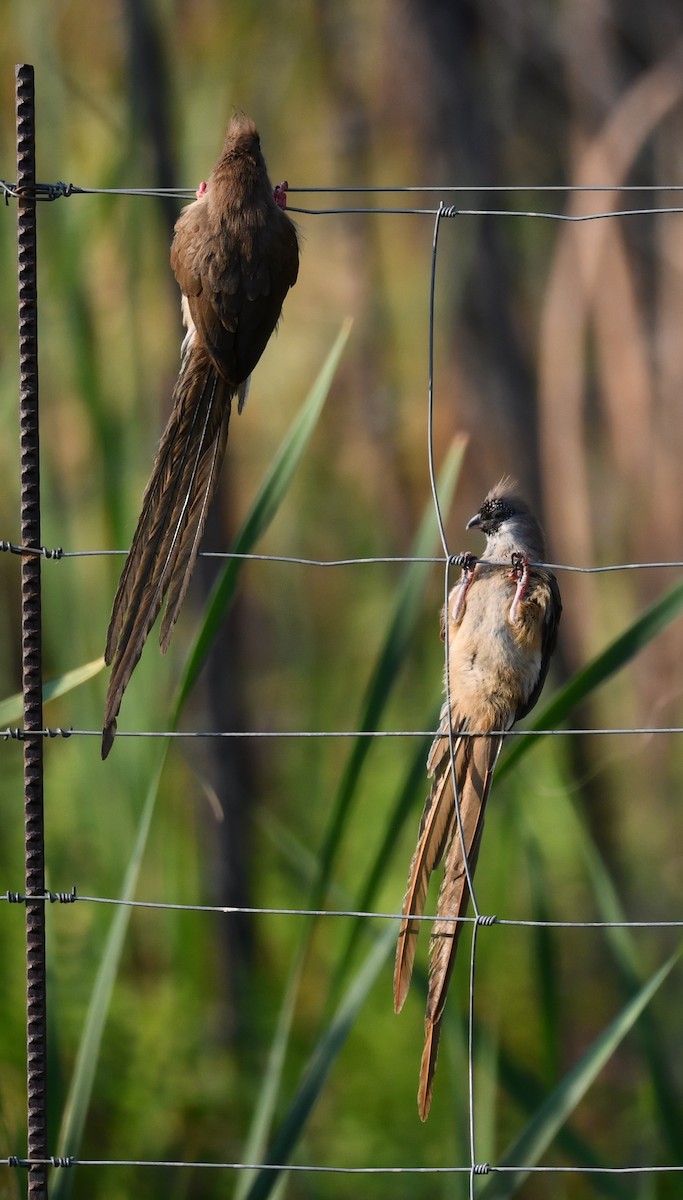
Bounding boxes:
[450,552,478,625]
[509,552,529,624]
[196,181,208,199]
[274,180,289,209]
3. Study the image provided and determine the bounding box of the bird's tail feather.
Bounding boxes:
[102,351,232,757]
[158,379,230,650]
[417,1017,442,1122]
[393,722,466,1014]
[416,732,503,1118]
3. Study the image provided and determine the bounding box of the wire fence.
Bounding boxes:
[4,63,683,1198]
[4,889,683,931]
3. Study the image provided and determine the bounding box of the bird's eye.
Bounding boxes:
[493,499,512,520]
[480,499,498,521]
[479,497,513,526]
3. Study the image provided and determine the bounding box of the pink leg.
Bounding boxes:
[274,180,289,209]
[509,552,529,624]
[451,552,478,624]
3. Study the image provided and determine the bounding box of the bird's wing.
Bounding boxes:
[172,202,299,386]
[513,569,562,722]
[213,215,299,381]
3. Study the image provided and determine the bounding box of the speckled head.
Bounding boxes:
[466,477,546,559]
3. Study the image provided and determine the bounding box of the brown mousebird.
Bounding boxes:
[394,480,561,1119]
[102,114,299,758]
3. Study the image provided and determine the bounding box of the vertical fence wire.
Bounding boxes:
[428,205,485,1184]
[16,62,48,1200]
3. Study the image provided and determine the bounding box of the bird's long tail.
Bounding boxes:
[393,713,504,1119]
[393,719,467,1017]
[102,344,232,758]
[416,731,503,1119]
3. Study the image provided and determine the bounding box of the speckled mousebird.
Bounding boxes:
[394,479,561,1119]
[102,113,299,758]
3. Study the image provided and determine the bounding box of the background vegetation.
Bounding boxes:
[2,2,683,1197]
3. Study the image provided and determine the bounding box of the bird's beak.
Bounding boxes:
[466,511,482,530]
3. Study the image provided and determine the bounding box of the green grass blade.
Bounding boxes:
[0,657,105,725]
[237,795,378,1200]
[173,320,352,718]
[234,815,360,1200]
[241,927,396,1200]
[236,439,464,1195]
[492,1035,632,1199]
[524,837,561,1083]
[234,942,308,1200]
[310,436,466,915]
[331,721,433,989]
[499,576,683,780]
[480,945,682,1199]
[49,330,350,1195]
[572,808,683,1157]
[50,753,167,1200]
[325,440,465,990]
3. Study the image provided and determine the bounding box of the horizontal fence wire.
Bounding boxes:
[6,176,683,218]
[4,728,683,742]
[4,172,683,1191]
[5,1156,683,1175]
[2,889,683,929]
[4,539,683,573]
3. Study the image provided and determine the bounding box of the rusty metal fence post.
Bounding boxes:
[16,62,48,1200]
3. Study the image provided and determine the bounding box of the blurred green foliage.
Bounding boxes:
[2,3,683,1198]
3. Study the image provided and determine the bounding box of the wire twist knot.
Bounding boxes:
[2,179,75,201]
[47,887,77,904]
[0,539,63,558]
